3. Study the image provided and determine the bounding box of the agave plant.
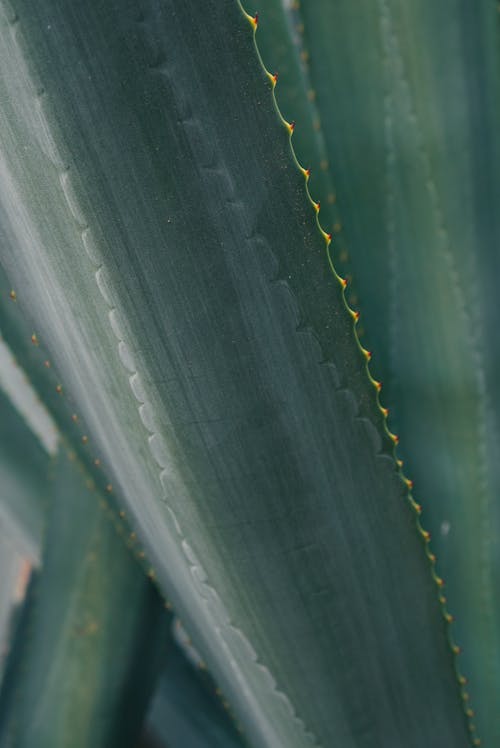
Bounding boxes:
[0,0,497,746]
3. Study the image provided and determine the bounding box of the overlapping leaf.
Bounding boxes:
[0,1,472,745]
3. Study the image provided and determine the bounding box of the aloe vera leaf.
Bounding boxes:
[144,625,247,748]
[0,450,170,748]
[0,1,470,746]
[294,1,500,741]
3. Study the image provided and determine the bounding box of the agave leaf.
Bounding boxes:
[0,354,238,748]
[0,361,53,685]
[255,1,355,295]
[290,0,500,741]
[0,1,470,746]
[0,536,32,691]
[144,623,247,748]
[0,449,170,748]
[0,387,50,564]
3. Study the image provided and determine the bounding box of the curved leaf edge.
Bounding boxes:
[239,2,477,742]
[0,1,475,743]
[0,287,248,743]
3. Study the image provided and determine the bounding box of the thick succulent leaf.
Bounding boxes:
[290,1,500,742]
[0,451,170,748]
[144,625,247,748]
[0,359,54,683]
[0,536,31,689]
[255,1,355,295]
[0,2,470,746]
[0,386,50,563]
[0,386,48,685]
[0,352,234,748]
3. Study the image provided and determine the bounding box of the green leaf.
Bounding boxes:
[0,450,170,748]
[284,1,500,742]
[0,1,470,745]
[144,626,247,748]
[254,1,354,290]
[0,387,50,564]
[0,385,50,685]
[0,362,54,686]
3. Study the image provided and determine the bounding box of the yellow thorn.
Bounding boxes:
[55,384,62,394]
[244,11,258,29]
[31,333,39,346]
[82,435,88,444]
[106,483,113,493]
[44,360,50,368]
[9,289,16,301]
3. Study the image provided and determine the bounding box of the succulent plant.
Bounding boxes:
[0,1,497,746]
